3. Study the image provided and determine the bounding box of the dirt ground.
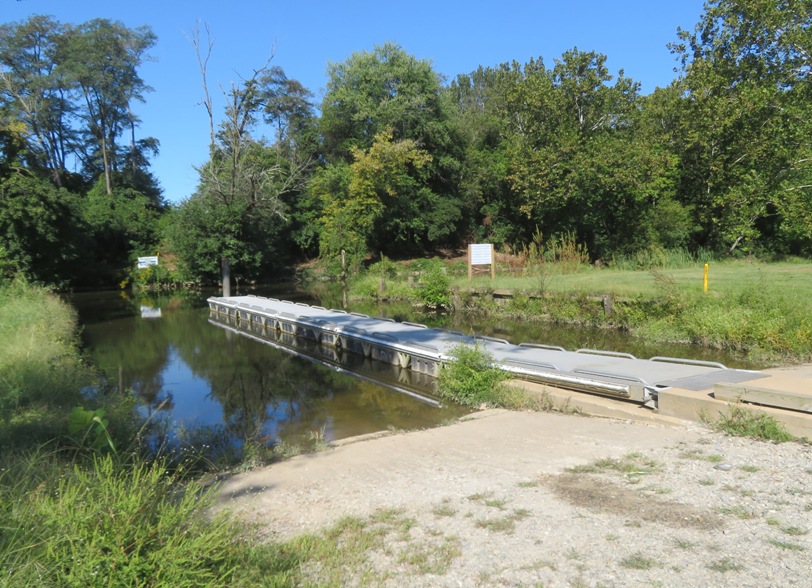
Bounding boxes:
[219,405,812,587]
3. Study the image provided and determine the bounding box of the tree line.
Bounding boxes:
[2,0,811,289]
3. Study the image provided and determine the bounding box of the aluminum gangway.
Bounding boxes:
[208,295,766,409]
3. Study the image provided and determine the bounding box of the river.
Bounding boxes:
[71,284,757,460]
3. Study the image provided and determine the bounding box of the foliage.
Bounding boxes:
[438,345,509,407]
[0,174,88,287]
[0,16,164,289]
[0,453,252,587]
[416,258,451,307]
[0,279,93,432]
[317,129,431,265]
[166,29,316,284]
[319,43,466,255]
[704,405,795,442]
[670,0,812,254]
[0,16,158,193]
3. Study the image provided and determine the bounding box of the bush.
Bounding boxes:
[705,406,794,442]
[416,259,450,308]
[438,345,508,407]
[0,453,250,587]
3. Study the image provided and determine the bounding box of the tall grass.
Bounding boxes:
[0,452,270,587]
[0,279,294,586]
[0,279,96,446]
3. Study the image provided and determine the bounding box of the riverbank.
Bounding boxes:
[344,258,812,364]
[219,407,812,587]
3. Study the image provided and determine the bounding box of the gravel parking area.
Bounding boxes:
[221,408,811,587]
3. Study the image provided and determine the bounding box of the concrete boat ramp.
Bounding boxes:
[208,295,812,436]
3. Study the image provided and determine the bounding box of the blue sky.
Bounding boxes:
[5,0,706,203]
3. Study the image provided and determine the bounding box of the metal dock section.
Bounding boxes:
[207,295,766,409]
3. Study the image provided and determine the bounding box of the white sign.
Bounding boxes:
[469,244,493,266]
[137,256,159,269]
[140,306,162,319]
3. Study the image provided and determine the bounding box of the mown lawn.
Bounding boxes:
[454,260,812,299]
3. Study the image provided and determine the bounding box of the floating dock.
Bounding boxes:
[207,295,772,411]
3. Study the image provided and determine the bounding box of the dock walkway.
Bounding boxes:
[207,295,772,410]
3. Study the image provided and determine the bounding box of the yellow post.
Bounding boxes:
[703,263,709,293]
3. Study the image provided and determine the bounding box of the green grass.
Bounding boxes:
[620,553,657,570]
[566,452,661,476]
[400,258,812,361]
[707,557,744,573]
[0,452,256,587]
[706,406,795,442]
[767,539,806,551]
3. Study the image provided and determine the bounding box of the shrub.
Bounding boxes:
[416,259,450,308]
[706,406,795,442]
[0,453,248,587]
[438,345,508,407]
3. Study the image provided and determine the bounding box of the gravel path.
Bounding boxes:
[220,409,812,587]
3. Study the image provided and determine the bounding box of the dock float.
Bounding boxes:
[208,295,770,411]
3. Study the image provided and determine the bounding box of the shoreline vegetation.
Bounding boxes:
[1,274,803,585]
[343,252,812,365]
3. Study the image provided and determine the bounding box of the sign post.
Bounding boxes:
[137,255,159,269]
[467,244,495,282]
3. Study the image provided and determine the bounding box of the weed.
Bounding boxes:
[782,526,809,536]
[397,535,461,575]
[517,480,540,488]
[698,478,715,486]
[484,498,507,510]
[739,464,760,473]
[767,539,806,551]
[707,557,744,573]
[566,453,660,478]
[620,553,657,570]
[437,345,509,408]
[606,533,619,541]
[476,516,516,534]
[674,539,694,550]
[705,406,794,442]
[717,505,756,519]
[432,504,457,518]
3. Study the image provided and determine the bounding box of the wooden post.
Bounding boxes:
[490,244,495,280]
[221,257,231,297]
[467,245,472,282]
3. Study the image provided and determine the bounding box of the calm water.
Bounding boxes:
[71,287,467,455]
[71,284,759,456]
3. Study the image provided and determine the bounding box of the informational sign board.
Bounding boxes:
[467,244,495,281]
[140,306,162,319]
[137,256,159,269]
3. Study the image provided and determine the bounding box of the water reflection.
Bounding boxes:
[72,290,466,459]
[72,284,760,461]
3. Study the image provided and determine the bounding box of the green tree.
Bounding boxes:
[671,0,812,253]
[0,174,88,286]
[165,25,314,283]
[504,49,675,257]
[316,129,430,269]
[0,15,74,186]
[319,43,466,254]
[59,18,157,196]
[447,64,518,245]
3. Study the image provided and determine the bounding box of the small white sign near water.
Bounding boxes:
[137,256,159,269]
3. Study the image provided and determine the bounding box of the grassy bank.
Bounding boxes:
[0,279,296,586]
[346,257,812,363]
